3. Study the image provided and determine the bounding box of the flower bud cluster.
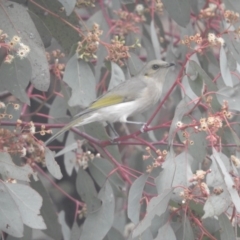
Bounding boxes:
[135,4,145,15]
[113,10,145,36]
[0,32,31,63]
[76,23,102,61]
[180,170,210,203]
[76,0,95,7]
[208,33,225,46]
[78,204,87,219]
[234,27,240,36]
[224,10,239,23]
[0,121,47,165]
[199,4,217,18]
[106,36,130,66]
[0,102,20,120]
[181,33,202,47]
[231,155,240,168]
[0,29,8,41]
[144,147,167,173]
[46,50,65,80]
[155,0,164,14]
[199,116,223,132]
[76,150,95,170]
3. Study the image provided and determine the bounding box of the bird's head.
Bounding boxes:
[140,60,175,82]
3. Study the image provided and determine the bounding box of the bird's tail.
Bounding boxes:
[45,116,86,146]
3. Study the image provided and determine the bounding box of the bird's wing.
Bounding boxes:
[74,77,147,118]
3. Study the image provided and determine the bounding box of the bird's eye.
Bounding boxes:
[152,64,160,70]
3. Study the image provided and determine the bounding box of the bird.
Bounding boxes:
[45,60,174,145]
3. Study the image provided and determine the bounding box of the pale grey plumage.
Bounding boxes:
[45,60,174,145]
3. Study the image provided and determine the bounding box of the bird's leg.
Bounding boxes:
[124,120,146,125]
[124,120,149,133]
[106,121,119,138]
[140,123,148,133]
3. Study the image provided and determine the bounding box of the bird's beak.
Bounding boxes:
[168,62,175,67]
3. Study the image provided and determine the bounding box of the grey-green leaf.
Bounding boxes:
[132,189,172,238]
[0,1,50,91]
[0,58,31,104]
[0,181,24,237]
[45,148,63,180]
[57,0,76,16]
[76,167,101,212]
[108,62,126,90]
[88,157,125,196]
[154,223,176,240]
[30,177,62,240]
[213,148,240,213]
[162,0,190,27]
[220,45,233,87]
[150,20,161,59]
[5,183,46,229]
[63,54,96,107]
[217,85,240,111]
[219,213,235,240]
[128,174,148,224]
[0,152,33,182]
[80,181,115,240]
[222,0,240,13]
[127,52,144,76]
[58,210,71,240]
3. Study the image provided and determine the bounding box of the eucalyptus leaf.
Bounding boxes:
[30,178,62,240]
[127,52,144,75]
[155,150,193,202]
[0,58,31,104]
[150,20,161,60]
[83,122,122,163]
[63,54,96,107]
[28,11,52,48]
[217,84,240,111]
[142,24,156,61]
[6,226,32,240]
[213,148,240,213]
[57,0,76,16]
[4,183,46,229]
[62,132,78,176]
[182,214,194,240]
[188,60,221,110]
[132,189,172,238]
[88,157,125,197]
[168,96,193,145]
[222,0,240,13]
[80,181,115,240]
[219,213,235,240]
[70,221,81,240]
[104,227,125,240]
[45,148,63,180]
[220,46,233,87]
[154,223,176,240]
[0,152,33,182]
[58,210,71,240]
[48,95,69,142]
[202,187,231,218]
[108,62,126,90]
[128,174,148,224]
[29,0,79,54]
[0,181,24,237]
[223,33,240,65]
[162,0,190,27]
[0,0,50,91]
[76,167,101,212]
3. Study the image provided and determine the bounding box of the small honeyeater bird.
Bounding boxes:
[45,60,174,145]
